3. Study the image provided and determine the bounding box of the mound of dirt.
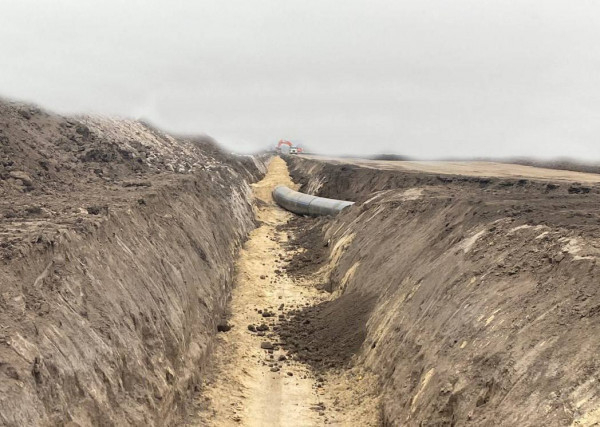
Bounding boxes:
[284,156,600,426]
[279,292,377,370]
[0,99,267,425]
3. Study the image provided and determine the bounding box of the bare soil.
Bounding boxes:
[0,99,266,426]
[5,96,600,426]
[284,155,600,426]
[302,154,600,184]
[192,157,381,426]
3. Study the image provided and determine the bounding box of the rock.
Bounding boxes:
[247,324,256,332]
[260,275,266,280]
[270,367,280,372]
[287,372,293,376]
[260,342,274,350]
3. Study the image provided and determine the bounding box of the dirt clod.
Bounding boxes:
[217,323,232,333]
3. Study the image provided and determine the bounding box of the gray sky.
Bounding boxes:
[1,0,599,159]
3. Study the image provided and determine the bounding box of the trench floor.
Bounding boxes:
[190,158,333,425]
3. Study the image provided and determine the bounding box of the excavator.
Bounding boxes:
[276,140,303,154]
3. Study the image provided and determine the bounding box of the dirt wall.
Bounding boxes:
[285,156,600,426]
[0,100,267,426]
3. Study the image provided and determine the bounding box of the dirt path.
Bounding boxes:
[191,157,332,426]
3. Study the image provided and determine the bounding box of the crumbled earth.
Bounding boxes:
[278,216,329,279]
[278,292,377,370]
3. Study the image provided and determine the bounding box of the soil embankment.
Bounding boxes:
[284,155,600,426]
[0,100,266,425]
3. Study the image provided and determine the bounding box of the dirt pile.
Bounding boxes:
[0,99,267,425]
[279,292,377,370]
[284,155,600,426]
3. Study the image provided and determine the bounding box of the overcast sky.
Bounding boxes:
[1,0,599,159]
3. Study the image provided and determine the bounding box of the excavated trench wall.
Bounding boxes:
[285,156,600,426]
[0,165,266,426]
[0,101,269,426]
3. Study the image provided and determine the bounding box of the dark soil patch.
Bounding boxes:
[278,292,377,371]
[280,216,329,279]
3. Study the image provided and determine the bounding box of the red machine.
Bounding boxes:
[276,140,303,154]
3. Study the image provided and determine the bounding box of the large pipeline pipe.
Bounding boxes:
[272,185,354,216]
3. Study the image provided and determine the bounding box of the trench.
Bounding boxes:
[189,157,379,426]
[6,105,597,426]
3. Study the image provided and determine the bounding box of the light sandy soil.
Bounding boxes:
[302,155,600,183]
[190,158,379,426]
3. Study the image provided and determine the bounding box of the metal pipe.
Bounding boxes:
[272,185,354,216]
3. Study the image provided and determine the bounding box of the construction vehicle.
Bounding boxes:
[276,140,303,155]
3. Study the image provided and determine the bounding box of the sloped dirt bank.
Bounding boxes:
[0,100,267,426]
[284,156,600,426]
